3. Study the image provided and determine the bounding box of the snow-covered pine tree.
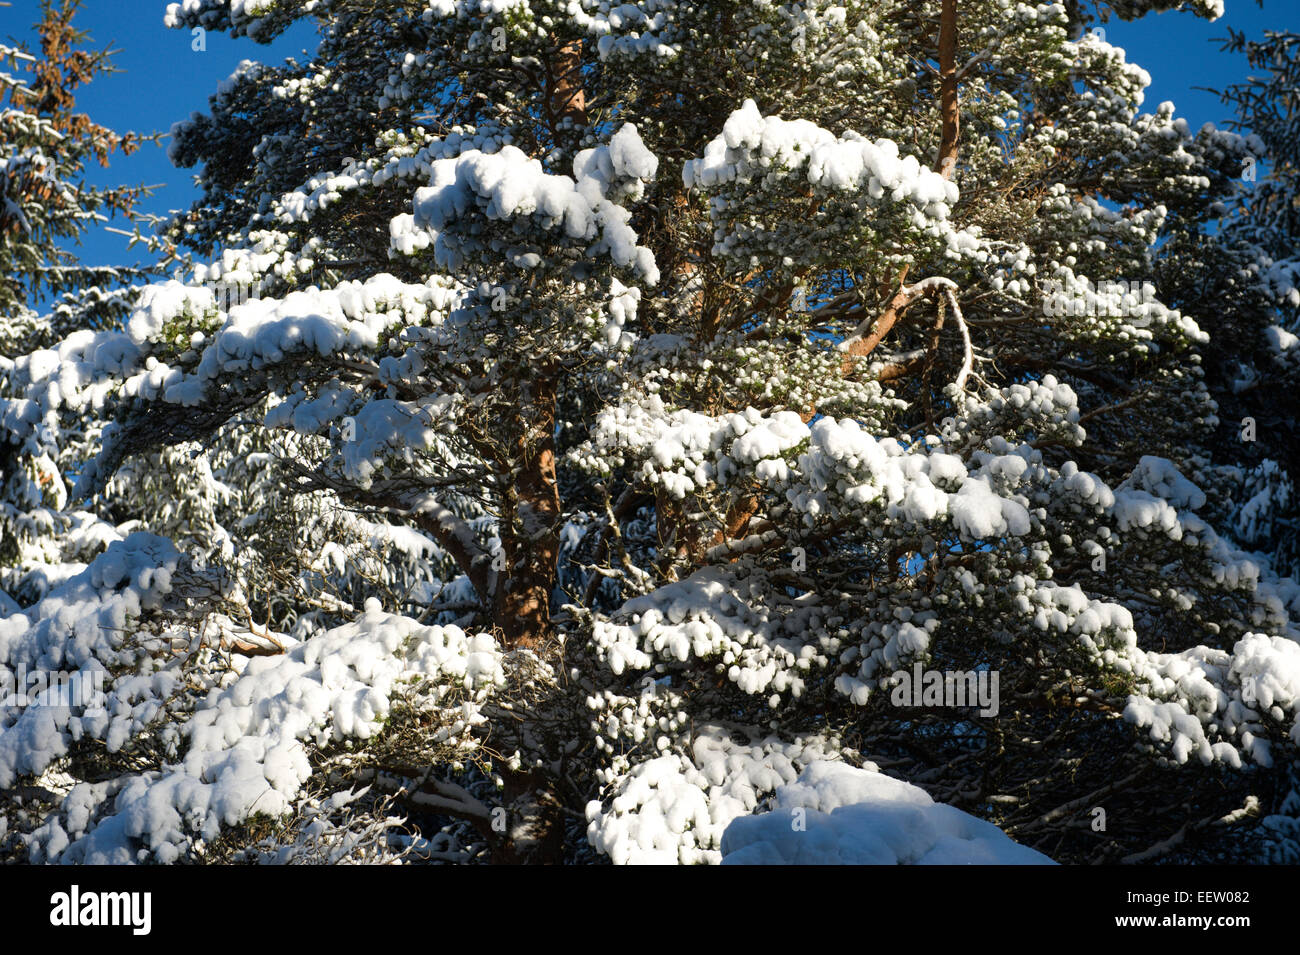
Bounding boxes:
[1192,26,1300,862]
[1201,28,1300,577]
[0,0,159,607]
[3,0,1299,864]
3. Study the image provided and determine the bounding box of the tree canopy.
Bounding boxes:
[2,0,1300,865]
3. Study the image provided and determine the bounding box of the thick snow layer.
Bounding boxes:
[126,282,217,346]
[721,761,1055,865]
[1122,455,1208,511]
[586,730,1052,865]
[586,395,1040,541]
[0,534,182,787]
[684,100,957,216]
[1266,324,1300,358]
[61,274,462,496]
[1122,632,1300,769]
[678,100,965,266]
[405,125,659,284]
[163,0,285,40]
[26,599,504,863]
[585,726,841,864]
[186,275,445,387]
[3,273,461,490]
[574,123,660,201]
[592,567,810,692]
[582,380,1300,771]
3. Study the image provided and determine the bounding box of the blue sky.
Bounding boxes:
[1,0,1294,285]
[1103,1,1286,128]
[3,0,317,283]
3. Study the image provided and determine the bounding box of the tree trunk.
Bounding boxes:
[549,40,587,132]
[496,373,561,649]
[489,767,567,864]
[936,0,960,176]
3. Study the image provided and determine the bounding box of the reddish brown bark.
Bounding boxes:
[709,493,760,553]
[654,488,691,579]
[840,0,960,371]
[549,40,587,131]
[841,265,914,367]
[936,0,961,178]
[495,374,562,649]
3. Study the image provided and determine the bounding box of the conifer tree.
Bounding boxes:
[4,0,1300,864]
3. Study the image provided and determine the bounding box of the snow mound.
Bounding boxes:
[721,761,1055,865]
